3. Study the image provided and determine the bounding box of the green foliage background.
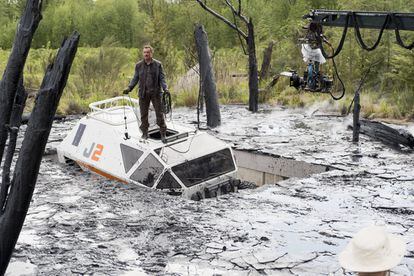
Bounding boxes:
[0,0,413,118]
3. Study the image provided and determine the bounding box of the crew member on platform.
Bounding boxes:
[124,45,169,143]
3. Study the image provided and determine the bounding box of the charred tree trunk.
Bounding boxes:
[20,114,66,125]
[259,41,274,80]
[259,74,281,93]
[0,0,42,168]
[194,24,221,128]
[0,78,27,210]
[352,91,361,143]
[358,120,414,149]
[247,19,259,113]
[195,0,259,113]
[0,32,80,275]
[349,119,414,149]
[198,73,204,113]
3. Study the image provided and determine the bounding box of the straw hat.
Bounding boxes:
[338,226,406,272]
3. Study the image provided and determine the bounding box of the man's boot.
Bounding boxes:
[160,130,167,143]
[141,131,148,140]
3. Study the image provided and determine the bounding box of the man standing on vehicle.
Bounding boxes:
[123,45,169,143]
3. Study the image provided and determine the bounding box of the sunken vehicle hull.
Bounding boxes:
[57,97,238,199]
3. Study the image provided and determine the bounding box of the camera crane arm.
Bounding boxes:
[306,9,414,53]
[305,10,414,31]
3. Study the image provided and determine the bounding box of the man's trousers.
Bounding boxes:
[139,93,167,135]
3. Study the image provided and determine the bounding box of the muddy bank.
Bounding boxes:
[7,105,414,275]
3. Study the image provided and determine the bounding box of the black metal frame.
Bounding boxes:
[306,10,414,31]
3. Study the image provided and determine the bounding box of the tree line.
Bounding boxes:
[1,0,413,117]
[1,1,411,50]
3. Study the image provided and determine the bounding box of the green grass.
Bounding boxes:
[173,87,199,107]
[0,47,413,120]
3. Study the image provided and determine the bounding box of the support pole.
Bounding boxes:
[352,91,361,143]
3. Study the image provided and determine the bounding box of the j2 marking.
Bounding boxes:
[83,143,104,161]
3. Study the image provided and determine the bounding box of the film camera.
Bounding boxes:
[288,41,334,93]
[288,66,333,93]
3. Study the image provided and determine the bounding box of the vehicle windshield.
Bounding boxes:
[172,149,235,187]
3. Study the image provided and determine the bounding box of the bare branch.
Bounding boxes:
[231,11,248,55]
[224,0,249,24]
[239,7,249,23]
[224,0,237,15]
[195,0,247,39]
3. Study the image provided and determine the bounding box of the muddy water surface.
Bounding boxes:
[6,105,414,275]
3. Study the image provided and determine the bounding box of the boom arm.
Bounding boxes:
[306,10,414,31]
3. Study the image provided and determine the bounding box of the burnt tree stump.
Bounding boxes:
[0,0,42,168]
[247,18,259,113]
[259,41,275,80]
[0,32,80,275]
[349,119,414,149]
[195,0,259,113]
[194,24,221,128]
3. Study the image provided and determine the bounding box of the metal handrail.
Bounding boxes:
[89,96,139,111]
[88,96,140,126]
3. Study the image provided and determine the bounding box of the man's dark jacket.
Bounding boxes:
[127,58,168,98]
